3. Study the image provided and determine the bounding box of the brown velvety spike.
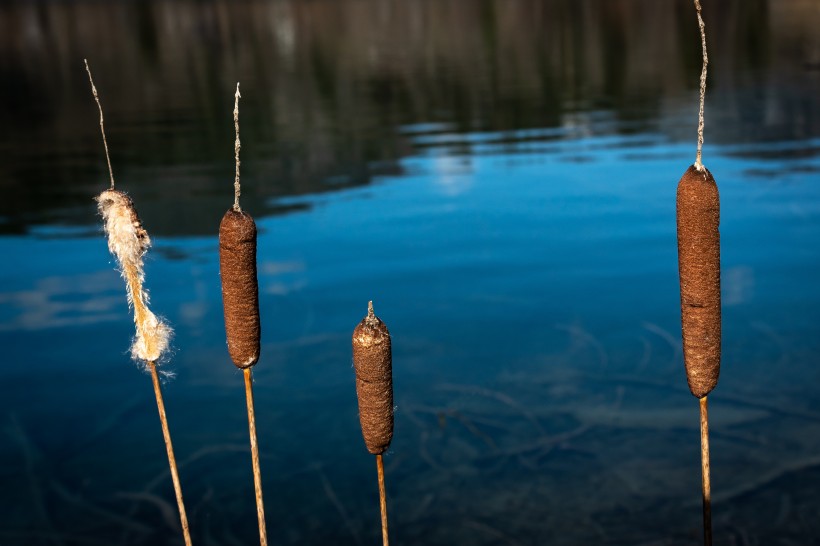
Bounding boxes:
[677,164,721,398]
[219,209,260,368]
[352,302,394,455]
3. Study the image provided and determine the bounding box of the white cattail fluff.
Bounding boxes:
[96,189,172,363]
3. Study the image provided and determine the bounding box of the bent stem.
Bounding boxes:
[244,368,268,546]
[148,361,192,546]
[376,454,389,546]
[700,396,712,546]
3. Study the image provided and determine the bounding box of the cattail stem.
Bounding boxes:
[244,368,268,546]
[220,83,266,544]
[233,83,242,212]
[376,454,389,546]
[148,361,192,546]
[694,0,708,169]
[700,396,712,546]
[83,59,116,189]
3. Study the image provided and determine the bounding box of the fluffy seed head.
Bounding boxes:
[97,189,172,364]
[97,190,150,270]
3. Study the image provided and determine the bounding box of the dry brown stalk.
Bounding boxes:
[83,59,115,189]
[700,396,712,546]
[244,368,268,546]
[694,0,708,169]
[376,454,389,546]
[233,83,242,211]
[148,361,192,544]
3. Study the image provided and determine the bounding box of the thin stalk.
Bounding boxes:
[694,0,708,169]
[233,83,242,212]
[700,396,712,546]
[148,361,192,546]
[376,454,389,546]
[83,59,115,189]
[244,368,268,546]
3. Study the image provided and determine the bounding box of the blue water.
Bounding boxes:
[3,126,820,544]
[1,1,820,544]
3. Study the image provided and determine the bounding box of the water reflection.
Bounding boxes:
[0,270,121,331]
[1,0,817,235]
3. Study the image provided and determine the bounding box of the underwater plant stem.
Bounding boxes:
[244,368,268,546]
[376,454,389,546]
[148,361,192,546]
[700,395,712,546]
[694,0,708,170]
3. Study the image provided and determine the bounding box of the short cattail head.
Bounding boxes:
[219,209,261,368]
[97,189,172,363]
[352,302,394,455]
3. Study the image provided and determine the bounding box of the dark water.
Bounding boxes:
[1,1,820,544]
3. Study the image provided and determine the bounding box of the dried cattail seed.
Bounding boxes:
[677,164,721,399]
[97,189,150,264]
[219,208,261,369]
[352,301,394,455]
[96,188,171,364]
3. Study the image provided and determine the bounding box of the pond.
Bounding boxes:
[1,1,819,544]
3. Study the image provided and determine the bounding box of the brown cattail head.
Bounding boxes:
[677,164,721,398]
[219,209,260,368]
[352,301,394,455]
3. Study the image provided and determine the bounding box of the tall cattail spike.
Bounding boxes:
[694,0,708,169]
[84,59,116,189]
[233,82,242,212]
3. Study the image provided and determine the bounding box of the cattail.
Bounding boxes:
[96,189,172,364]
[353,301,394,454]
[219,209,260,368]
[86,60,191,546]
[352,301,393,546]
[677,165,720,399]
[676,3,719,544]
[218,83,268,546]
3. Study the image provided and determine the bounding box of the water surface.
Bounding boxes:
[1,1,819,544]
